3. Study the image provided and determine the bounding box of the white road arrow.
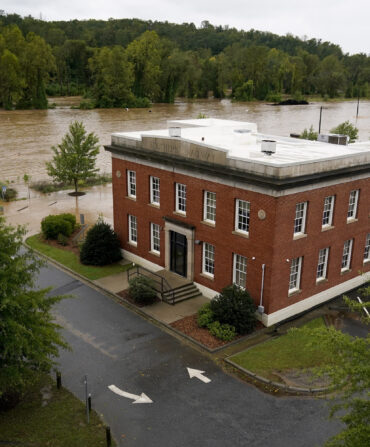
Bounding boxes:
[187,367,211,383]
[108,384,153,404]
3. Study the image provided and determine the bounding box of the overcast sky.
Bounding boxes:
[2,0,369,55]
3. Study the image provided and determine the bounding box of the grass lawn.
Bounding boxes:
[26,234,131,280]
[230,318,334,381]
[0,375,114,446]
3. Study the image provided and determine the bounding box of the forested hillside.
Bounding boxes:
[0,12,369,109]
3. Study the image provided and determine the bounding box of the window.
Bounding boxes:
[202,243,215,277]
[175,183,187,214]
[316,248,329,281]
[128,215,137,244]
[203,191,216,223]
[150,176,160,205]
[235,199,250,234]
[364,234,370,263]
[322,196,335,227]
[289,257,302,293]
[341,239,353,271]
[150,223,160,253]
[127,170,136,198]
[294,202,307,235]
[347,190,359,220]
[233,254,247,289]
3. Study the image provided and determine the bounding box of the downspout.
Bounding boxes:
[258,263,265,314]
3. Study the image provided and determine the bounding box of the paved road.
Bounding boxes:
[36,263,340,446]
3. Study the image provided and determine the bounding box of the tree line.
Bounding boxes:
[0,12,369,109]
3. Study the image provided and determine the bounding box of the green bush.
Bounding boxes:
[197,303,214,328]
[208,321,237,341]
[41,214,74,239]
[0,183,18,202]
[58,213,76,230]
[128,275,157,305]
[80,220,122,266]
[57,233,68,246]
[210,284,257,335]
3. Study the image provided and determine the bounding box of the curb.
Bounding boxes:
[224,358,332,395]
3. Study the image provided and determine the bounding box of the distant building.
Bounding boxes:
[105,119,370,326]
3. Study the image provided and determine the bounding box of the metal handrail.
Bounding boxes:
[127,264,175,304]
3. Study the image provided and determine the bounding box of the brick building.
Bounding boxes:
[105,119,370,326]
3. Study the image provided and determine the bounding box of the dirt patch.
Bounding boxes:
[274,369,331,389]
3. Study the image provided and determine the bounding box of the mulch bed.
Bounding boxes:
[37,229,81,256]
[170,314,237,349]
[116,289,160,307]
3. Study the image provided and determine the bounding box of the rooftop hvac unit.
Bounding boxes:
[317,133,349,145]
[261,139,276,155]
[169,126,181,138]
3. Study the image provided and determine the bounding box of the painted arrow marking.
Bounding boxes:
[187,368,211,383]
[108,385,153,404]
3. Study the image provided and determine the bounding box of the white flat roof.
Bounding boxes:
[111,118,370,167]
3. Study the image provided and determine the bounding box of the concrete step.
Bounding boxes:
[162,283,201,304]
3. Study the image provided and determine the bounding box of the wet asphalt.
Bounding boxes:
[36,263,341,446]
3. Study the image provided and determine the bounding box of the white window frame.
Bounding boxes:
[322,196,335,227]
[233,254,247,289]
[347,190,359,221]
[316,248,329,282]
[289,257,302,293]
[128,215,137,245]
[127,170,136,198]
[150,176,160,206]
[341,239,353,271]
[175,183,187,214]
[203,191,216,223]
[364,234,370,263]
[234,199,250,234]
[202,242,215,277]
[294,202,307,235]
[150,223,160,254]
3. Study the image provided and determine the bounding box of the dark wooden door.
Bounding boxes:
[170,231,187,277]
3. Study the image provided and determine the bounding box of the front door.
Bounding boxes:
[170,231,187,277]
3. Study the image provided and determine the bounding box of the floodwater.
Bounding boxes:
[1,97,369,233]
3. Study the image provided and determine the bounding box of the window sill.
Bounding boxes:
[200,272,214,281]
[201,220,215,228]
[126,196,136,202]
[232,230,249,239]
[340,268,351,275]
[148,203,160,209]
[346,218,358,224]
[149,250,160,257]
[364,259,370,265]
[288,288,302,297]
[316,278,328,285]
[173,211,186,217]
[293,233,307,240]
[128,241,137,247]
[321,225,334,232]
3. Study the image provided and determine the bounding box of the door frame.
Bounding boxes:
[164,220,194,281]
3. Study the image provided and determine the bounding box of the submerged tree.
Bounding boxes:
[0,218,68,407]
[46,121,100,195]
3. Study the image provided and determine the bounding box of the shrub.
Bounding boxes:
[197,303,214,328]
[128,275,157,305]
[208,321,236,342]
[300,125,318,141]
[330,121,358,143]
[41,214,74,239]
[0,183,18,202]
[210,284,257,335]
[80,220,122,266]
[58,213,76,230]
[57,233,68,246]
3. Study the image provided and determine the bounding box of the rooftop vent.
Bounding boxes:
[169,126,181,138]
[317,133,349,146]
[261,139,276,156]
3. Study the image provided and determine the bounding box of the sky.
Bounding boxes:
[2,0,369,55]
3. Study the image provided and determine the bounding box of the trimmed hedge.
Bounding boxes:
[41,213,76,239]
[128,276,157,305]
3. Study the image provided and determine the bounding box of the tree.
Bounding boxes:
[0,217,67,406]
[330,121,359,143]
[292,284,370,447]
[46,121,100,195]
[0,49,24,109]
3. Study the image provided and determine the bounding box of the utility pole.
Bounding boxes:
[318,106,323,134]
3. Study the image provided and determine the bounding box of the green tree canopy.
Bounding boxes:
[0,217,67,403]
[46,121,100,195]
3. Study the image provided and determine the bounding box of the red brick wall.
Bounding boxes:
[112,156,370,314]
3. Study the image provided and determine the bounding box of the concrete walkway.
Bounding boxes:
[93,266,210,325]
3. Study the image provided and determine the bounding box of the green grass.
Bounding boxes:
[27,234,130,280]
[0,374,115,446]
[231,318,334,381]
